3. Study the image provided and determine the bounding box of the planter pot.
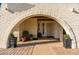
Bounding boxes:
[21,37,26,42]
[64,39,72,48]
[21,37,30,42]
[33,38,38,40]
[8,37,17,48]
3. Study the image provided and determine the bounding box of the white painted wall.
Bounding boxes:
[12,24,20,41]
[46,22,56,37]
[53,22,60,38]
[12,18,38,41]
[38,21,53,36]
[19,18,37,38]
[38,21,63,39]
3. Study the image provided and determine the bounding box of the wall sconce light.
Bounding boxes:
[5,8,14,13]
[72,8,79,14]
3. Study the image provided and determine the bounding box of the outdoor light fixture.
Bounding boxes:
[5,8,14,13]
[72,8,79,14]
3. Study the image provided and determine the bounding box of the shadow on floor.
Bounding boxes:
[17,39,60,48]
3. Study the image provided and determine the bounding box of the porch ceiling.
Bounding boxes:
[32,16,54,21]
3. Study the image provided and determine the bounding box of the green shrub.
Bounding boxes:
[10,33,14,37]
[22,30,29,36]
[64,34,70,40]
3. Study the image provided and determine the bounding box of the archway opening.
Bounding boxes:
[7,15,71,48]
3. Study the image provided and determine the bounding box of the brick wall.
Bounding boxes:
[0,3,79,48]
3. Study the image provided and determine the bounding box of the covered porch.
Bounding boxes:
[9,15,64,48]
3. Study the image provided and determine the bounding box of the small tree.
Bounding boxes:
[64,34,71,48]
[9,33,15,38]
[64,34,70,40]
[21,30,30,42]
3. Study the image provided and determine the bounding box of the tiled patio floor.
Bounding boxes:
[0,39,79,55]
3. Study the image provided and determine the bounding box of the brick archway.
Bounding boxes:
[0,7,77,48]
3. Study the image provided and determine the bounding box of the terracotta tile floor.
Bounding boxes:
[0,39,79,55]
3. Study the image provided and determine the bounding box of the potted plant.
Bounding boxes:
[29,34,33,40]
[21,30,30,42]
[8,33,17,48]
[37,32,42,38]
[64,34,72,48]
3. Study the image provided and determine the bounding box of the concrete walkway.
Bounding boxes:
[0,39,79,55]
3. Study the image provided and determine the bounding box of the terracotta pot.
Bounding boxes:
[21,37,26,42]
